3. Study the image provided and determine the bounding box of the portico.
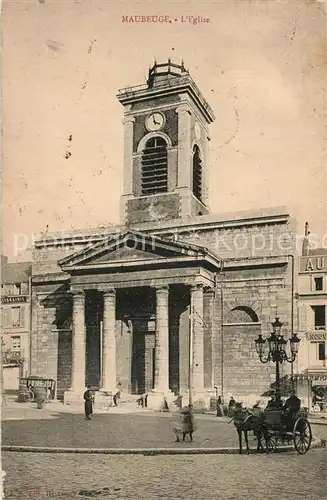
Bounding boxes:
[30,62,295,408]
[59,230,221,408]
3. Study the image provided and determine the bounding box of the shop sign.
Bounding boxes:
[20,378,56,390]
[300,256,327,273]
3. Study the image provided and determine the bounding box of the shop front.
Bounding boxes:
[294,370,327,412]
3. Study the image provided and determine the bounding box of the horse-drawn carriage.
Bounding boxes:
[233,405,312,455]
[255,408,312,454]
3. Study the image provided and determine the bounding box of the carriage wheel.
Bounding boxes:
[293,417,312,455]
[265,434,277,453]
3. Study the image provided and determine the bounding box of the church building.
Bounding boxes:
[31,60,296,409]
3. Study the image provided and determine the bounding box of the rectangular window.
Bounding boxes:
[20,282,29,295]
[19,307,25,327]
[11,307,20,327]
[318,342,326,361]
[4,284,13,295]
[13,283,21,295]
[312,305,326,329]
[314,277,323,292]
[11,336,21,351]
[2,308,11,328]
[309,341,326,365]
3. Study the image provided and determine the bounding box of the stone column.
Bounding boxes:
[101,289,117,392]
[191,283,204,391]
[153,286,170,393]
[122,115,135,196]
[204,287,215,389]
[70,292,86,392]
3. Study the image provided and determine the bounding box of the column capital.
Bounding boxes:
[175,104,191,115]
[122,115,135,125]
[204,286,215,296]
[71,290,86,300]
[102,288,116,298]
[155,285,169,292]
[190,283,204,293]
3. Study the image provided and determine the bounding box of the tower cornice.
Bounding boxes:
[117,74,215,124]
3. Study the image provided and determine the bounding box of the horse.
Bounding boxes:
[230,403,267,454]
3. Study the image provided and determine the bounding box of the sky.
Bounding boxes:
[2,0,327,262]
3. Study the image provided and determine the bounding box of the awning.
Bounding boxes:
[311,380,327,387]
[293,370,327,382]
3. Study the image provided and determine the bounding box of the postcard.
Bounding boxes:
[1,1,326,499]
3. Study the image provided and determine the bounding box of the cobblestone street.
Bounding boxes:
[3,449,326,500]
[2,410,239,449]
[2,402,326,450]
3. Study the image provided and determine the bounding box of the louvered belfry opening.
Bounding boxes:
[192,145,202,201]
[141,137,168,196]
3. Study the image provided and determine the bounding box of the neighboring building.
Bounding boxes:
[1,255,8,267]
[1,261,32,391]
[295,224,327,410]
[31,61,296,407]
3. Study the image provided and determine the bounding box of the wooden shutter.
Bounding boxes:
[298,303,308,333]
[19,307,25,328]
[3,308,11,328]
[11,307,19,327]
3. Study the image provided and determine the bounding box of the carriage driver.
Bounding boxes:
[282,389,301,427]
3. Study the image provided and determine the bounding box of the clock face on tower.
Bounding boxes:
[145,112,165,132]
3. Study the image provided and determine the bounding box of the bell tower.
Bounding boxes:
[117,60,215,225]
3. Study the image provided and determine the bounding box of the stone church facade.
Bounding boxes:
[31,61,296,408]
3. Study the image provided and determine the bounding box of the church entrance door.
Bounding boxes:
[131,330,155,394]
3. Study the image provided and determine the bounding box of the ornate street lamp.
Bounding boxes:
[254,317,300,401]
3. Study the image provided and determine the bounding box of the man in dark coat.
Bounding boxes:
[84,386,94,420]
[284,390,301,412]
[283,389,301,427]
[216,396,224,417]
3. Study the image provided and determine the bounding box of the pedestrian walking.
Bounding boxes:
[84,386,94,420]
[46,386,52,403]
[228,396,236,415]
[173,405,195,442]
[216,395,224,417]
[28,385,34,402]
[113,383,122,406]
[136,395,144,407]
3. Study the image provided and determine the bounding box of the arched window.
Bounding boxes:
[227,306,259,324]
[192,145,202,201]
[141,137,168,196]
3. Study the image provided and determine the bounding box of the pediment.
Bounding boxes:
[58,230,210,270]
[90,246,160,264]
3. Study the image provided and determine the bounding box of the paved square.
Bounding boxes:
[3,449,326,500]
